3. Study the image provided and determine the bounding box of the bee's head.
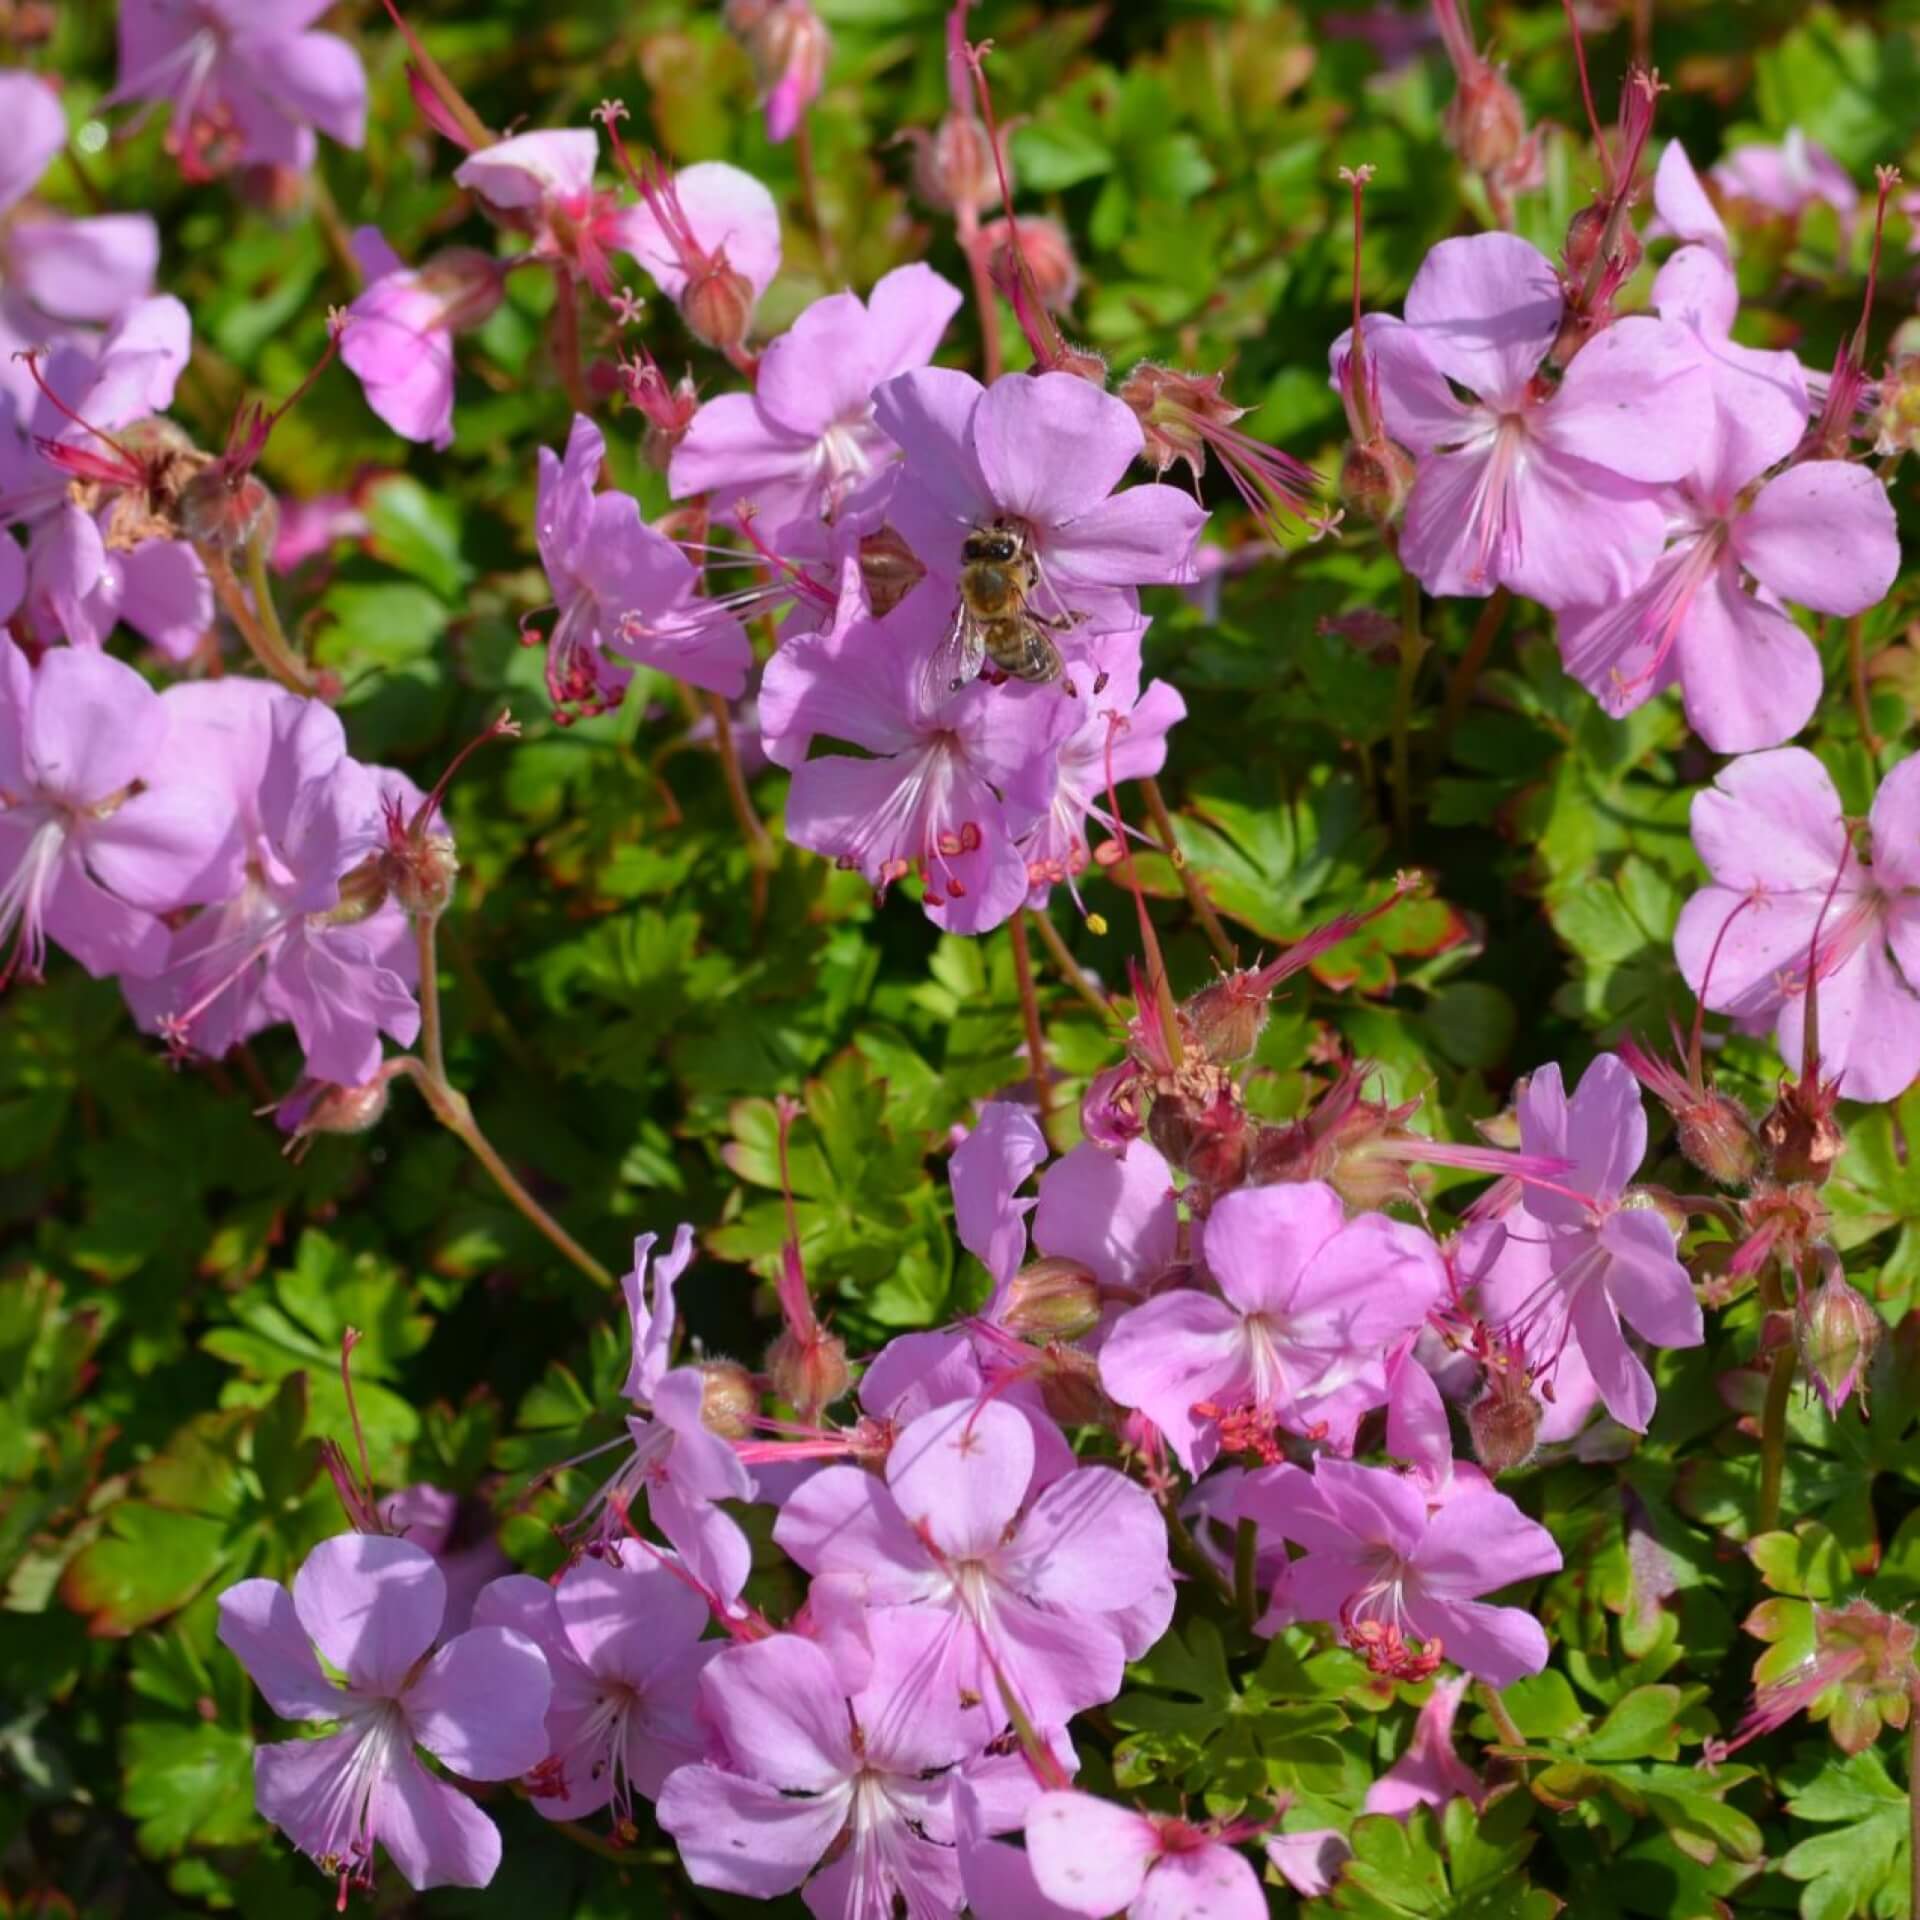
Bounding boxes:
[963,524,1022,564]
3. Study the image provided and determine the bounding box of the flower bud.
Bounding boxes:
[1446,67,1527,177]
[699,1359,760,1439]
[419,246,507,333]
[1675,1088,1760,1187]
[858,525,927,619]
[1468,1365,1541,1475]
[276,1075,393,1144]
[681,260,756,353]
[1338,437,1417,524]
[1001,1258,1101,1341]
[382,827,459,920]
[909,111,1004,216]
[1034,1342,1108,1429]
[1562,201,1642,287]
[1795,1262,1881,1416]
[1621,1184,1689,1244]
[1760,1075,1845,1188]
[1182,971,1268,1068]
[766,1327,852,1417]
[728,0,830,141]
[1873,348,1920,458]
[180,464,277,555]
[982,214,1080,311]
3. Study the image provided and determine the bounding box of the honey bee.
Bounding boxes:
[920,517,1081,709]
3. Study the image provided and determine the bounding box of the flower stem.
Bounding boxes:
[1008,909,1054,1130]
[1029,909,1118,1024]
[1157,1489,1235,1610]
[1435,588,1510,760]
[1910,1711,1919,1920]
[205,544,319,696]
[1233,1516,1259,1631]
[1389,566,1428,845]
[794,116,839,279]
[551,266,588,414]
[1757,1263,1796,1533]
[1140,775,1237,969]
[704,689,775,923]
[957,208,1004,384]
[1849,615,1883,758]
[1477,1680,1529,1769]
[396,918,613,1291]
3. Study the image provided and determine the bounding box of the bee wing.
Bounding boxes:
[917,598,986,713]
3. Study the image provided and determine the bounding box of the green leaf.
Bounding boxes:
[363,475,472,600]
[1780,1744,1912,1920]
[122,1718,259,1857]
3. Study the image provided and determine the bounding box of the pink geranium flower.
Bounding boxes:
[340,229,503,450]
[473,1553,714,1824]
[0,297,211,660]
[1239,1455,1561,1684]
[1677,749,1920,1103]
[217,1534,550,1899]
[0,73,157,411]
[774,1396,1170,1729]
[655,1614,1006,1917]
[1363,1674,1486,1817]
[871,366,1207,667]
[1024,1791,1269,1920]
[1099,1181,1447,1471]
[533,413,752,717]
[1354,232,1711,607]
[769,593,1072,934]
[950,1100,1050,1292]
[1478,1055,1701,1433]
[1715,129,1858,231]
[113,0,368,176]
[1557,355,1895,751]
[1019,622,1187,911]
[0,638,235,983]
[670,264,962,544]
[617,159,783,350]
[123,683,424,1085]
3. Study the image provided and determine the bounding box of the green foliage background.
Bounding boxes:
[7,0,1920,1914]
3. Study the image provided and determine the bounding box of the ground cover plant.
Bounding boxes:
[6,0,1920,1914]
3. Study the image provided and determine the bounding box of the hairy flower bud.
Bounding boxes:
[1562,200,1643,288]
[1001,1258,1102,1341]
[908,110,1004,216]
[1760,1073,1845,1187]
[766,1327,851,1417]
[681,259,757,354]
[1794,1260,1881,1416]
[858,525,927,618]
[727,0,830,141]
[1446,66,1527,177]
[1468,1364,1541,1476]
[1034,1341,1108,1429]
[1339,437,1417,524]
[276,1075,393,1150]
[418,246,507,333]
[981,214,1079,311]
[699,1359,760,1439]
[180,463,277,555]
[1183,971,1269,1068]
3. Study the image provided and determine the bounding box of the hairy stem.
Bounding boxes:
[1233,1516,1260,1631]
[1158,1491,1235,1610]
[794,116,839,278]
[205,545,319,696]
[1477,1680,1530,1768]
[1389,566,1428,844]
[1757,1263,1796,1533]
[1435,588,1510,759]
[397,920,612,1290]
[1849,615,1883,757]
[704,688,775,923]
[551,266,588,414]
[957,208,1004,384]
[1030,909,1118,1024]
[1009,909,1055,1129]
[1140,775,1237,968]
